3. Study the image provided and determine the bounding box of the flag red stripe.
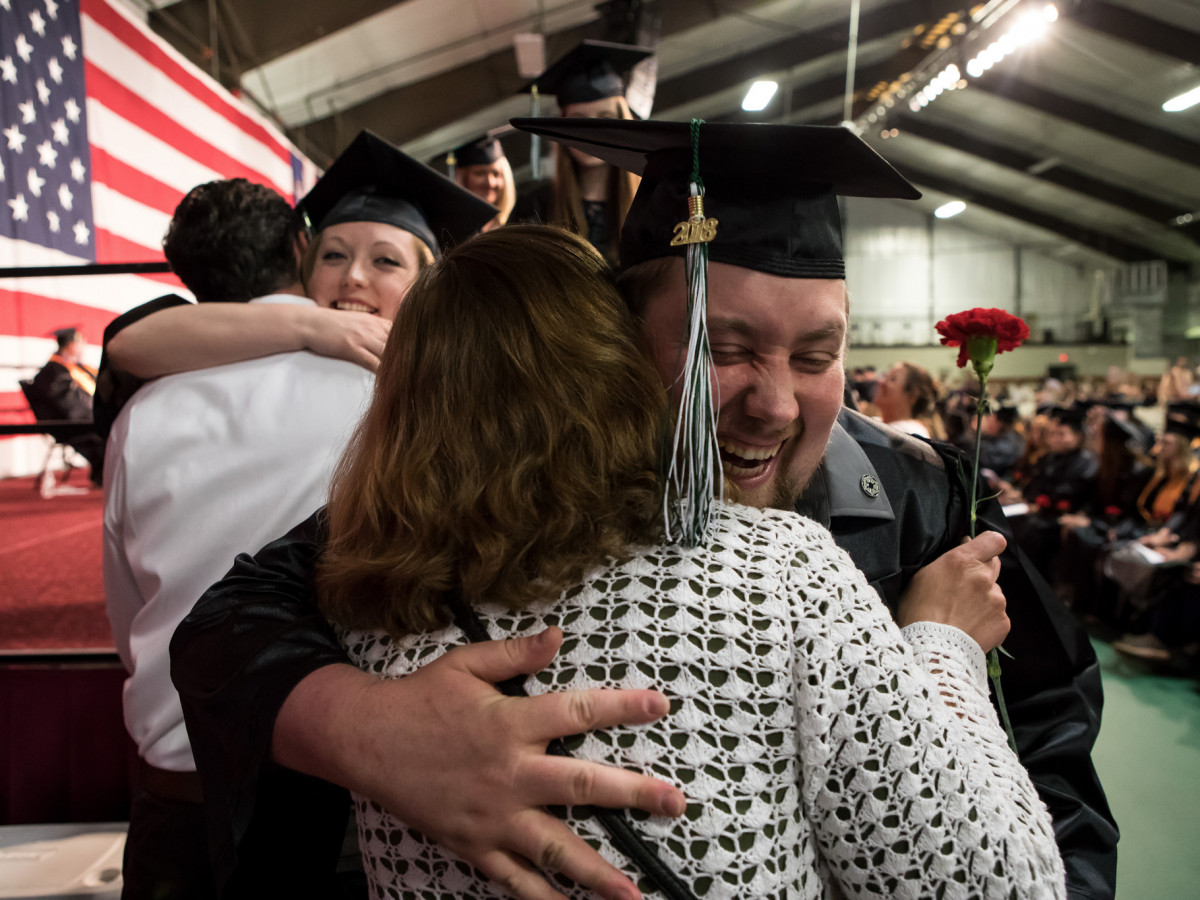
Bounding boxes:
[80,0,291,165]
[0,390,37,427]
[85,62,280,190]
[0,287,129,343]
[91,228,185,290]
[90,146,186,221]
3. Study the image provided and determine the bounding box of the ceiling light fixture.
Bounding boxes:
[742,80,778,112]
[1163,85,1200,113]
[934,200,966,219]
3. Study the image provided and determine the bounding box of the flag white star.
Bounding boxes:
[36,78,51,105]
[29,9,46,37]
[73,220,89,244]
[0,0,12,12]
[64,97,80,123]
[61,35,76,61]
[47,57,63,84]
[0,56,16,85]
[45,0,59,21]
[70,157,86,183]
[15,34,33,64]
[58,182,73,210]
[4,124,26,152]
[47,210,60,232]
[8,194,30,222]
[36,140,57,168]
[19,100,35,124]
[27,166,45,197]
[51,118,69,145]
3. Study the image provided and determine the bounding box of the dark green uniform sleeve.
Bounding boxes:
[169,510,352,892]
[831,412,1117,900]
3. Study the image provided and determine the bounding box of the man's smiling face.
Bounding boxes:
[640,259,847,510]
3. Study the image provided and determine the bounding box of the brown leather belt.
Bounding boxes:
[138,758,203,805]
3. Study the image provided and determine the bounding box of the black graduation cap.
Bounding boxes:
[1165,401,1200,439]
[449,135,505,169]
[1050,405,1087,430]
[1101,411,1143,447]
[510,118,920,278]
[521,40,653,108]
[50,326,80,344]
[297,131,497,255]
[993,404,1020,426]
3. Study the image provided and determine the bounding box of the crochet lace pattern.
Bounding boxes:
[340,503,1066,899]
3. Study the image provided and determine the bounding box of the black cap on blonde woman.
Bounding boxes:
[297,130,497,254]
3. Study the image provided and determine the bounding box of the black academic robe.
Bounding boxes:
[32,358,94,421]
[92,293,190,438]
[172,408,1117,899]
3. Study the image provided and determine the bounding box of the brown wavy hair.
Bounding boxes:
[318,225,668,636]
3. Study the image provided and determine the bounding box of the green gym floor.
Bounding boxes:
[1091,638,1200,898]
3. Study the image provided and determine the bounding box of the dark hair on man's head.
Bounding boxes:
[162,179,300,302]
[615,256,679,319]
[318,225,667,636]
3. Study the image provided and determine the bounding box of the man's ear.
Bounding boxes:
[293,231,310,264]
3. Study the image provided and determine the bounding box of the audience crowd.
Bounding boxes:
[851,360,1200,672]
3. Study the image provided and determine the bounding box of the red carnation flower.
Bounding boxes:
[1035,494,1052,509]
[1056,499,1072,512]
[936,308,1031,372]
[1104,505,1122,518]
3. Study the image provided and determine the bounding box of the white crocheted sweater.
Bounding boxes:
[339,502,1066,899]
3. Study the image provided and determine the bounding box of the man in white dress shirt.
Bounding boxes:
[102,178,375,898]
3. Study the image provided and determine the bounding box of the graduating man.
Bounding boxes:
[30,326,106,483]
[172,120,1115,900]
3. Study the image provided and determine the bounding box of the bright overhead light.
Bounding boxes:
[742,80,778,112]
[1163,84,1200,112]
[1043,3,1059,23]
[934,200,966,219]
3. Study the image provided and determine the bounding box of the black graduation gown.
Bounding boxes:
[171,408,1118,899]
[92,293,190,438]
[32,358,94,421]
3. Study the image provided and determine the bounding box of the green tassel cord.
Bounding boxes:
[663,119,721,547]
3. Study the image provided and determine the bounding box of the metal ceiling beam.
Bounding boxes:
[1073,0,1200,66]
[653,0,969,113]
[293,0,768,161]
[896,161,1177,264]
[971,74,1200,171]
[894,115,1200,244]
[294,23,595,165]
[147,0,408,77]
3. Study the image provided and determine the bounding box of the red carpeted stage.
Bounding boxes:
[0,475,111,651]
[0,476,133,826]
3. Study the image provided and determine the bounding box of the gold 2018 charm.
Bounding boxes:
[669,193,718,246]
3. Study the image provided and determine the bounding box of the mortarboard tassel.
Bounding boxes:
[663,118,721,547]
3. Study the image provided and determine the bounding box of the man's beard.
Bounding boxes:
[771,472,803,512]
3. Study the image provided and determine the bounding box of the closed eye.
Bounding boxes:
[711,345,753,365]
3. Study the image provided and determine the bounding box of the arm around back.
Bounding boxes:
[171,512,687,900]
[107,301,390,379]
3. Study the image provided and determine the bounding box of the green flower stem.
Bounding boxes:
[970,366,1019,755]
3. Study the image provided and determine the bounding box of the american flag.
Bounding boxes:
[0,0,316,476]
